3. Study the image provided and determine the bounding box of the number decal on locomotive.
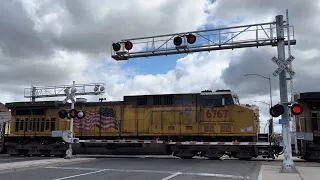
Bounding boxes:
[205,109,228,118]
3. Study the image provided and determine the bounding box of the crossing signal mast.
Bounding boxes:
[111,11,299,173]
[24,81,106,159]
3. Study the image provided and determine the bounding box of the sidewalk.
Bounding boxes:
[258,164,320,180]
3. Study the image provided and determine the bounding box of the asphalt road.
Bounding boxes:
[0,156,262,180]
[0,154,57,164]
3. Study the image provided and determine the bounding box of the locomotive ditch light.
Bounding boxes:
[186,34,196,44]
[76,110,86,119]
[173,36,183,46]
[124,41,133,51]
[290,103,303,115]
[58,110,67,119]
[269,104,284,117]
[112,42,121,51]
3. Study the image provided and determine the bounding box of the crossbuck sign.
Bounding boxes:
[63,87,76,104]
[271,55,295,77]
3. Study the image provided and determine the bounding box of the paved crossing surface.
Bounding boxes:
[0,154,56,164]
[1,155,318,180]
[0,156,262,180]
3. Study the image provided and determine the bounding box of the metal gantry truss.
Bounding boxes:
[111,21,296,60]
[24,83,106,101]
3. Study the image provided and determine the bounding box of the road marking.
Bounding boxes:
[53,169,106,180]
[45,166,250,179]
[257,165,264,180]
[161,172,182,180]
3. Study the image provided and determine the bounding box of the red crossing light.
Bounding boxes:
[186,34,196,44]
[124,41,133,50]
[290,103,303,115]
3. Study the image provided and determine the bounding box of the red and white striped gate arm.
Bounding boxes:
[78,139,272,146]
[79,139,164,144]
[167,141,272,146]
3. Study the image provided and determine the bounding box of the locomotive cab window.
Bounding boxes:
[205,99,224,107]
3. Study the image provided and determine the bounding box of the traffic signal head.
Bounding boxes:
[290,103,303,115]
[269,104,284,117]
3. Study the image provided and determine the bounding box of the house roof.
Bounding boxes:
[0,102,6,109]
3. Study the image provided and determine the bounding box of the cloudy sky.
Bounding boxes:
[1,0,319,133]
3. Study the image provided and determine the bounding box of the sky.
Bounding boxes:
[1,0,320,133]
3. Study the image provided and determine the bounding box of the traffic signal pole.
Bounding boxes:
[276,15,297,173]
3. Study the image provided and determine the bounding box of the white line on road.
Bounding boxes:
[161,172,182,180]
[257,165,264,180]
[53,169,106,180]
[45,166,250,179]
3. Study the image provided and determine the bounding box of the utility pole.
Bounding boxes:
[275,15,297,173]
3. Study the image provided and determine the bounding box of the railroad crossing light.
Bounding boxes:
[173,34,197,46]
[124,41,133,50]
[269,104,284,117]
[186,34,196,44]
[69,109,77,119]
[173,36,182,46]
[290,103,303,115]
[112,42,121,51]
[58,109,86,119]
[58,110,67,119]
[76,110,86,119]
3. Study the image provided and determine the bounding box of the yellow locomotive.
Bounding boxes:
[3,89,261,159]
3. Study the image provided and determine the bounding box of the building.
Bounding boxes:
[0,103,8,112]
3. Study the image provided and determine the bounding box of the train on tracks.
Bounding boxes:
[0,89,319,162]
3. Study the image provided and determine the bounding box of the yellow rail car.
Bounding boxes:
[3,89,260,157]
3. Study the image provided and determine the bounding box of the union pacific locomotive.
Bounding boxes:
[1,90,319,161]
[1,89,267,159]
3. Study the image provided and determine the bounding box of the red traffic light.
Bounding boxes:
[124,41,133,50]
[173,36,182,46]
[269,104,284,117]
[291,103,303,115]
[186,34,196,44]
[112,43,121,51]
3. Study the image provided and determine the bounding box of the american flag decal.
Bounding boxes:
[74,107,119,131]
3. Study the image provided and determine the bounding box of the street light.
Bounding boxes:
[254,100,272,135]
[244,73,273,134]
